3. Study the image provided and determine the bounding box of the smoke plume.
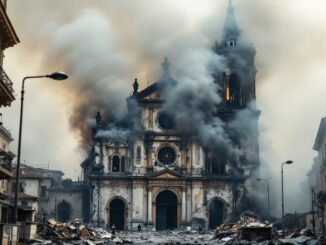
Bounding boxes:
[3,0,326,217]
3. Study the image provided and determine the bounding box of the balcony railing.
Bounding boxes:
[0,66,14,94]
[0,149,12,171]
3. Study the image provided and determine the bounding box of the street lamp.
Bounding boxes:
[256,178,270,215]
[281,160,293,237]
[13,72,68,224]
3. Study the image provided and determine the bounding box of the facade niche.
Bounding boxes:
[136,146,141,163]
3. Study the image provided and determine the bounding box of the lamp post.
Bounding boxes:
[256,178,270,215]
[281,160,293,237]
[13,72,68,224]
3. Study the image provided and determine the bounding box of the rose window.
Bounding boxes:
[157,146,177,165]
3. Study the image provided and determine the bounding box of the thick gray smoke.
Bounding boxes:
[162,49,243,161]
[46,9,132,147]
[4,0,325,217]
[95,126,130,141]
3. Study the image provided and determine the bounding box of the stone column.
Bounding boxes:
[148,189,152,223]
[182,188,186,223]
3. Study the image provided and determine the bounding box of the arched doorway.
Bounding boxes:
[208,198,224,229]
[156,190,177,230]
[57,201,70,222]
[109,199,125,230]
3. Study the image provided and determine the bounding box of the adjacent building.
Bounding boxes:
[0,0,19,107]
[81,1,260,230]
[313,117,326,234]
[0,124,14,223]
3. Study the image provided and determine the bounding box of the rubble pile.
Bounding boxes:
[29,214,321,245]
[38,218,114,244]
[211,211,320,245]
[212,211,271,241]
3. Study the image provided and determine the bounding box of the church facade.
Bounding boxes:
[81,1,259,230]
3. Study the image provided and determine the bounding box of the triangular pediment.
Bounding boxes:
[149,168,184,179]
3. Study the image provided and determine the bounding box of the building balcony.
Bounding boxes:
[0,187,10,200]
[0,2,19,50]
[0,66,14,106]
[317,191,326,203]
[0,148,13,179]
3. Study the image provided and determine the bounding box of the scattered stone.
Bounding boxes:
[113,236,123,244]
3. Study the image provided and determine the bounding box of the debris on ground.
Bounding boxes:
[212,210,271,242]
[211,211,321,245]
[30,214,323,244]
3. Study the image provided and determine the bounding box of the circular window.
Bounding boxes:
[157,146,177,165]
[158,112,175,130]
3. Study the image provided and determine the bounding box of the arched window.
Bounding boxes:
[112,156,120,172]
[228,73,241,106]
[136,146,141,163]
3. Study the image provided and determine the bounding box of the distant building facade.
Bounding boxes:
[9,163,87,223]
[81,2,260,230]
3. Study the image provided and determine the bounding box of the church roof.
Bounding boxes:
[148,168,184,178]
[131,57,177,100]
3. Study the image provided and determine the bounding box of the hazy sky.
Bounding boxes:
[2,0,326,216]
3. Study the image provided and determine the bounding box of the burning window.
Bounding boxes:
[228,73,241,106]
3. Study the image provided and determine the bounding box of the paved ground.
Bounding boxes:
[114,230,216,244]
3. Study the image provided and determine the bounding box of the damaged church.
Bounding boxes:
[81,1,260,231]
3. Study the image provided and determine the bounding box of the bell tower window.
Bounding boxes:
[228,41,235,47]
[228,73,241,106]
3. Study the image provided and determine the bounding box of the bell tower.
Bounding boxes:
[214,0,256,109]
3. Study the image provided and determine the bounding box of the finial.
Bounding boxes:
[162,57,170,77]
[133,78,139,95]
[95,111,102,128]
[228,0,233,9]
[221,0,240,46]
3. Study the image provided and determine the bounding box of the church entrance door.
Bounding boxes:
[208,198,224,229]
[109,199,125,230]
[156,190,177,230]
[57,201,70,222]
